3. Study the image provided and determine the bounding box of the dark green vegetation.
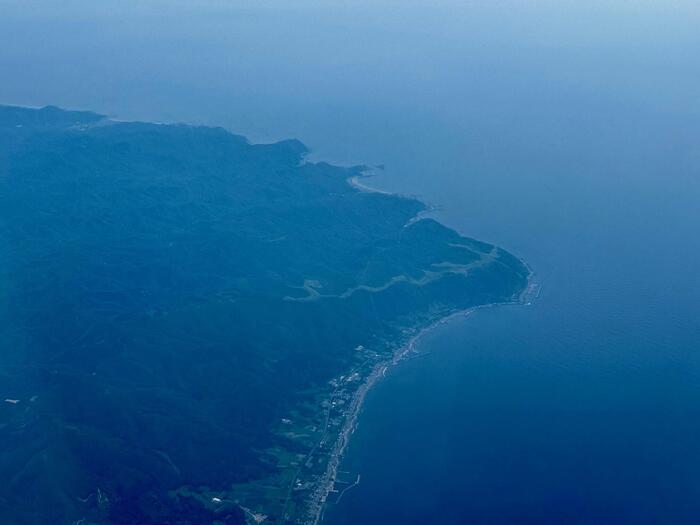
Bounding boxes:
[0,105,528,524]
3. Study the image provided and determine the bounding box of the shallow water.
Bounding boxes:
[2,1,700,523]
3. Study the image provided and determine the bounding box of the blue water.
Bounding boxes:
[2,1,700,523]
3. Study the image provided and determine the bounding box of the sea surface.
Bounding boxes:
[2,1,700,523]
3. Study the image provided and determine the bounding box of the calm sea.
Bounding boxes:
[2,1,699,523]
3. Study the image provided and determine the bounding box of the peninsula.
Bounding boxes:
[0,105,530,524]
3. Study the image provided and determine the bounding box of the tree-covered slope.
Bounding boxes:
[0,105,528,524]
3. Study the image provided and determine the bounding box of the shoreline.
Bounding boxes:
[307,270,539,525]
[302,173,539,524]
[347,173,392,196]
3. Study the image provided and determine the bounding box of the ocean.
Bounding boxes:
[2,1,699,523]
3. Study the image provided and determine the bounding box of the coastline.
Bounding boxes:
[300,175,539,525]
[4,103,533,523]
[308,272,539,525]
